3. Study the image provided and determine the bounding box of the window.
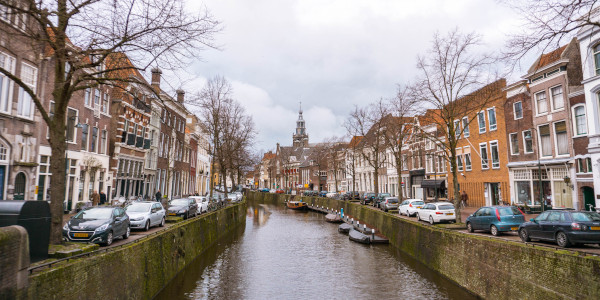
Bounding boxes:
[66,108,77,142]
[462,117,469,137]
[523,130,533,153]
[539,125,552,157]
[490,141,500,168]
[102,92,109,114]
[514,101,523,119]
[535,91,547,114]
[480,143,489,169]
[94,89,100,107]
[91,127,98,153]
[456,155,463,171]
[510,133,519,155]
[81,124,89,151]
[0,5,10,23]
[84,89,91,106]
[550,86,564,110]
[486,108,496,131]
[17,63,37,118]
[454,120,461,138]
[573,105,587,136]
[554,121,568,155]
[595,44,600,75]
[101,130,107,154]
[0,52,16,114]
[464,153,472,171]
[577,158,593,173]
[478,111,486,133]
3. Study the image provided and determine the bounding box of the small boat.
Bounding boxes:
[286,201,307,210]
[338,223,352,234]
[349,228,370,244]
[325,213,343,223]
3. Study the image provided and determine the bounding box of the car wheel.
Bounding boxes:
[416,213,420,221]
[123,226,130,239]
[556,231,571,248]
[104,231,113,246]
[490,225,500,236]
[144,220,150,231]
[185,212,189,220]
[466,222,474,233]
[159,217,165,227]
[519,228,530,242]
[429,216,434,225]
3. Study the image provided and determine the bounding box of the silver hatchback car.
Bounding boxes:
[381,197,399,212]
[125,201,166,231]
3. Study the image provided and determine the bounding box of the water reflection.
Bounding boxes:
[155,203,476,300]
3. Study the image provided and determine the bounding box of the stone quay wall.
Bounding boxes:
[21,202,246,300]
[247,192,599,299]
[0,226,29,299]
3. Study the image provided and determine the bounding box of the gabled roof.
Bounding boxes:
[348,136,364,148]
[526,38,578,75]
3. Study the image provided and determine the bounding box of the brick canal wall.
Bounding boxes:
[248,192,599,299]
[21,202,246,300]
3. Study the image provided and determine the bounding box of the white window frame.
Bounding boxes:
[479,142,489,170]
[17,62,37,119]
[595,44,600,75]
[454,119,461,138]
[489,140,500,169]
[66,107,79,144]
[549,84,565,112]
[0,51,16,114]
[553,120,569,157]
[487,107,497,131]
[513,101,523,120]
[478,111,486,134]
[571,104,588,137]
[522,130,534,154]
[456,155,463,172]
[464,152,472,171]
[509,132,519,155]
[84,88,91,107]
[462,117,469,137]
[534,90,548,116]
[537,124,552,158]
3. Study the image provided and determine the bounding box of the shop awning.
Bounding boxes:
[421,179,445,188]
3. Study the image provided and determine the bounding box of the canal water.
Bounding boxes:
[155,203,476,299]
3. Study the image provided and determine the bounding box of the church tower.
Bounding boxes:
[292,102,309,147]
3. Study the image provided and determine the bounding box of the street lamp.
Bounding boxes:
[530,127,544,212]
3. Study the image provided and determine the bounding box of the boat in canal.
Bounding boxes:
[286,200,308,210]
[325,213,343,223]
[338,223,352,234]
[349,228,370,244]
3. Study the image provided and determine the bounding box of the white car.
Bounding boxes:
[125,201,166,231]
[326,192,337,198]
[399,199,425,217]
[189,196,209,213]
[269,189,276,194]
[416,202,456,224]
[231,192,243,202]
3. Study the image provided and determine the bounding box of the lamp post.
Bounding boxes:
[531,127,544,212]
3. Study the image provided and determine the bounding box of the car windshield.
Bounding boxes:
[498,207,521,216]
[412,201,424,205]
[170,199,188,206]
[571,212,600,222]
[437,204,454,210]
[126,203,151,213]
[387,198,398,203]
[74,208,113,220]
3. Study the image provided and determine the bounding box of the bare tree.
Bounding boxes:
[410,30,500,223]
[322,136,346,193]
[0,0,219,244]
[502,0,598,67]
[345,99,388,195]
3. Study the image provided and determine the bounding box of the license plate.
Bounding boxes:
[416,206,422,209]
[445,213,453,215]
[169,213,176,216]
[73,233,88,238]
[511,227,518,231]
[591,226,600,230]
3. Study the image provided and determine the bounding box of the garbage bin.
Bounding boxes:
[0,201,51,262]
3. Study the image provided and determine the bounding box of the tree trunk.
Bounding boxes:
[449,148,462,223]
[48,121,67,244]
[396,165,403,200]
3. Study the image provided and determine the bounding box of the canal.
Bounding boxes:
[156,203,476,299]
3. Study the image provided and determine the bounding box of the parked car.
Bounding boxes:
[189,196,209,213]
[326,192,338,198]
[275,189,285,194]
[398,199,425,217]
[374,193,391,208]
[380,197,399,212]
[319,191,328,197]
[231,192,243,202]
[125,201,166,231]
[342,191,360,200]
[269,189,276,194]
[465,206,525,236]
[518,210,600,247]
[361,193,376,205]
[416,202,456,224]
[260,188,270,193]
[167,198,198,219]
[63,206,130,246]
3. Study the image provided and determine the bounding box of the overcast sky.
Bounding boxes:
[180,0,525,151]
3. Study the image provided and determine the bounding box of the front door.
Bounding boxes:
[0,165,5,200]
[14,172,26,200]
[583,187,595,211]
[490,183,500,205]
[413,185,423,201]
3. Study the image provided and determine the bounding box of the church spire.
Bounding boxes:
[293,101,308,147]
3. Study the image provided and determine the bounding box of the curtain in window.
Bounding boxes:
[536,92,547,114]
[551,86,564,110]
[555,121,568,155]
[539,125,552,156]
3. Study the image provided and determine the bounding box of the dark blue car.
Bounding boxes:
[466,206,525,236]
[518,210,600,248]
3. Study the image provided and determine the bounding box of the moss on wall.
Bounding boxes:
[22,202,246,300]
[248,192,598,299]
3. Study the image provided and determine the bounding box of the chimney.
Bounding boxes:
[176,89,185,103]
[151,68,162,93]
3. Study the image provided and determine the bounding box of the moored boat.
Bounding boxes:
[325,213,343,223]
[349,228,370,244]
[286,201,307,210]
[338,223,352,234]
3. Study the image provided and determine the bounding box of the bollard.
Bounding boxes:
[372,229,375,240]
[341,208,344,218]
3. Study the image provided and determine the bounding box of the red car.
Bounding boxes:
[275,189,285,194]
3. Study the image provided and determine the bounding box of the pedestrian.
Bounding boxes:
[155,190,162,202]
[99,191,106,205]
[91,190,100,206]
[460,190,468,208]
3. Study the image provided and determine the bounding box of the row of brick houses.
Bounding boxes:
[255,37,600,210]
[0,17,211,209]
